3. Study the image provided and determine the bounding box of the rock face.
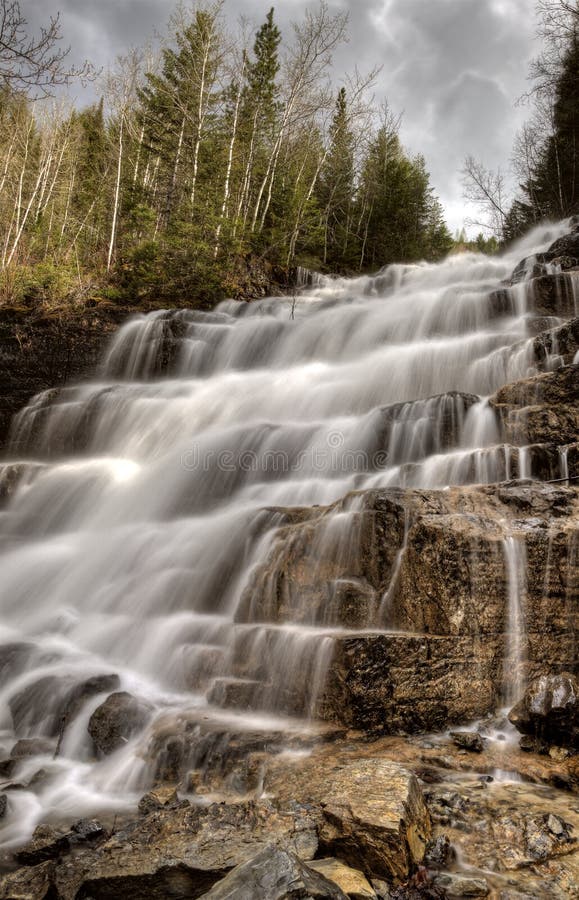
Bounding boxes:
[490,363,579,446]
[239,481,578,731]
[0,310,120,452]
[509,673,579,748]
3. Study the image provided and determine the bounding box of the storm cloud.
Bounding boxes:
[24,0,540,231]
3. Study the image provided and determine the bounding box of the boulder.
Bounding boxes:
[508,673,579,748]
[87,691,152,755]
[198,848,349,899]
[315,760,431,881]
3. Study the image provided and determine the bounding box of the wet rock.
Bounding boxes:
[70,819,107,843]
[424,834,455,869]
[138,785,187,815]
[198,847,349,899]
[52,800,318,899]
[450,732,485,753]
[14,823,71,866]
[508,673,578,749]
[88,691,153,755]
[0,794,6,819]
[432,873,489,897]
[9,673,121,741]
[0,309,119,452]
[309,859,376,898]
[546,231,579,259]
[490,363,579,446]
[11,738,55,758]
[316,759,431,881]
[58,673,121,738]
[0,860,55,899]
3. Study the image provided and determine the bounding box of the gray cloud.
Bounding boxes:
[24,0,540,232]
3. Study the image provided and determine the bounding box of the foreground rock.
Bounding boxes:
[50,801,317,899]
[198,848,348,899]
[509,673,579,749]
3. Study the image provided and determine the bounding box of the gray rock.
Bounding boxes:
[198,847,349,899]
[433,873,489,897]
[88,691,153,755]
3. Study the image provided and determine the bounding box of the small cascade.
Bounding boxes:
[559,446,570,482]
[502,536,528,707]
[0,217,576,846]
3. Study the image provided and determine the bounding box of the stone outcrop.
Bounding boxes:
[509,673,579,749]
[197,848,349,900]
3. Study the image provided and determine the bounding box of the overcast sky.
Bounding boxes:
[24,0,540,234]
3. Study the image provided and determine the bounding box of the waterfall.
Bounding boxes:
[502,536,528,707]
[0,218,575,846]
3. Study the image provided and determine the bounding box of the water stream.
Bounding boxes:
[0,219,576,846]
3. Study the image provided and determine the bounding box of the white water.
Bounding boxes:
[0,219,576,846]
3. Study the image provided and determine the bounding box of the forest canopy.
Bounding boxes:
[0,1,453,311]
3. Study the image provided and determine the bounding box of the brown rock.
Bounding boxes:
[316,759,431,881]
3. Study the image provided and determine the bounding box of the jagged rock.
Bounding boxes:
[432,873,489,897]
[0,860,55,900]
[14,824,72,866]
[70,819,106,843]
[138,785,186,815]
[315,760,431,881]
[450,732,485,753]
[309,858,376,898]
[423,834,455,869]
[88,691,153,755]
[508,673,579,748]
[532,316,579,368]
[198,848,349,899]
[51,800,318,899]
[546,231,579,259]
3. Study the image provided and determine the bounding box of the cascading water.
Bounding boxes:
[0,218,577,847]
